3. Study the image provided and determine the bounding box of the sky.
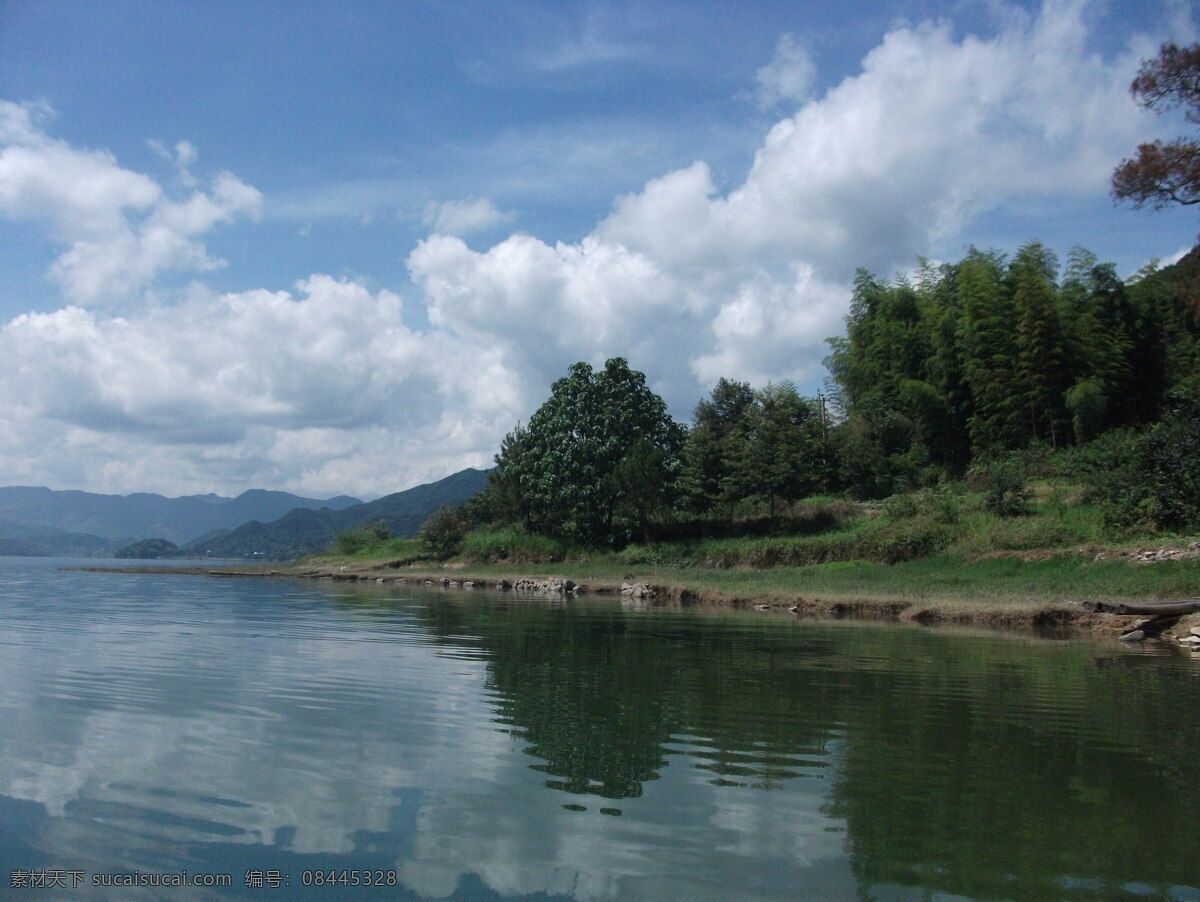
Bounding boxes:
[1,0,1198,501]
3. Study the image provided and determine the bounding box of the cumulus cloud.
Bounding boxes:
[0,101,260,304]
[422,197,513,235]
[0,1,1184,497]
[411,0,1158,409]
[0,278,524,496]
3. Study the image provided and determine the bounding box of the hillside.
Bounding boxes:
[0,486,362,556]
[183,468,491,559]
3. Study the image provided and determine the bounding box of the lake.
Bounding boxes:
[1,557,1197,901]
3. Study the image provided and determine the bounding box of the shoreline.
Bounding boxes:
[82,559,1200,647]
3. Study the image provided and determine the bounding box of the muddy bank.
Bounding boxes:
[82,560,1200,646]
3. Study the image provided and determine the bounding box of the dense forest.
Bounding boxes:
[824,241,1199,494]
[426,242,1199,553]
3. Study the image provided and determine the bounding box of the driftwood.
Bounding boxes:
[1082,598,1200,615]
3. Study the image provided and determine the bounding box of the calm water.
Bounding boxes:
[1,558,1198,902]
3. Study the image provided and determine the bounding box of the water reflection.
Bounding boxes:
[0,560,1197,901]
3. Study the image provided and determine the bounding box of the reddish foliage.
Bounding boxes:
[1113,43,1200,210]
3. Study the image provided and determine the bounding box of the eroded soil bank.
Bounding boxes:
[88,559,1200,647]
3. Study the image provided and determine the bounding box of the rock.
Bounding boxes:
[621,583,634,595]
[496,579,511,590]
[1119,629,1147,642]
[1191,625,1200,638]
[753,604,770,612]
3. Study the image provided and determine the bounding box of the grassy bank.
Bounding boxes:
[289,482,1200,641]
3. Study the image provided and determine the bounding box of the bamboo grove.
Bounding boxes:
[826,242,1199,492]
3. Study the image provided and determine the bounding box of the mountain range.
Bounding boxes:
[0,468,489,558]
[184,468,490,558]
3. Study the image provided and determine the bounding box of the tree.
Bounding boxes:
[956,248,1023,454]
[480,423,534,528]
[418,505,471,559]
[1112,43,1200,210]
[681,378,755,519]
[734,382,827,520]
[494,358,686,545]
[1009,241,1070,447]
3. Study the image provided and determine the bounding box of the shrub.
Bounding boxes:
[460,527,567,563]
[980,457,1031,517]
[334,521,392,555]
[1099,409,1200,532]
[879,488,963,527]
[858,516,952,564]
[418,506,471,559]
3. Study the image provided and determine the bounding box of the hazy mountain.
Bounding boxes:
[186,468,490,559]
[0,486,363,555]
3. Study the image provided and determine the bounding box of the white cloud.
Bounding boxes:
[422,197,512,235]
[0,1,1185,497]
[751,33,816,109]
[149,138,199,186]
[410,0,1161,414]
[0,277,525,497]
[0,101,260,304]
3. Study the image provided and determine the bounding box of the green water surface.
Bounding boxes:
[0,558,1197,901]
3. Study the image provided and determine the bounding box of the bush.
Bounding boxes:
[858,516,952,564]
[1099,409,1200,532]
[334,521,392,555]
[1055,429,1140,484]
[618,543,697,568]
[460,527,567,563]
[418,506,471,560]
[979,457,1031,517]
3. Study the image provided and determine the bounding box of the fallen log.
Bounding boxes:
[1082,599,1200,615]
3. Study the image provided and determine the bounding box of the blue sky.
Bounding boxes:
[0,0,1197,499]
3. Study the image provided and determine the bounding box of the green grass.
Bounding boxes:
[305,536,425,564]
[459,526,569,563]
[658,554,1200,604]
[298,481,1199,611]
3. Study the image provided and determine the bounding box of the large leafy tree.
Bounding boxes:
[494,358,685,545]
[1112,42,1200,211]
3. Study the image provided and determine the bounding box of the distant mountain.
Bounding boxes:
[185,468,490,559]
[115,538,181,559]
[0,529,112,557]
[0,486,363,556]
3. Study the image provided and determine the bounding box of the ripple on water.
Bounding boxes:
[1,565,1198,902]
